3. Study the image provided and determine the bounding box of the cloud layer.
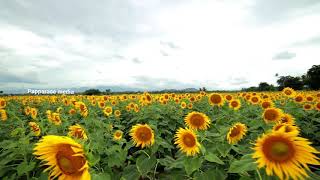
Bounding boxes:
[1,0,320,91]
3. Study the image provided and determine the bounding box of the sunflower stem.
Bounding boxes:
[256,169,262,180]
[142,150,150,159]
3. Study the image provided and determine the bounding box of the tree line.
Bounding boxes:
[242,65,320,91]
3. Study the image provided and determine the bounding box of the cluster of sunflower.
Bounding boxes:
[0,98,8,121]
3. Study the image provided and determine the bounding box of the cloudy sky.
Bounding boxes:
[1,0,320,91]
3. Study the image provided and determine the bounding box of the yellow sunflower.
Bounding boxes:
[25,106,31,115]
[29,122,41,136]
[180,101,187,109]
[113,130,123,141]
[174,128,200,156]
[252,131,320,180]
[31,108,38,119]
[208,93,224,106]
[184,111,210,130]
[229,99,241,110]
[226,123,247,144]
[250,96,260,105]
[294,94,304,104]
[103,106,113,116]
[0,109,8,121]
[261,100,274,109]
[303,103,313,111]
[51,113,62,125]
[114,110,121,117]
[272,123,299,136]
[0,98,6,109]
[262,108,283,123]
[282,87,296,97]
[130,124,154,148]
[33,135,91,180]
[68,124,88,140]
[279,113,295,124]
[69,109,76,115]
[316,102,320,111]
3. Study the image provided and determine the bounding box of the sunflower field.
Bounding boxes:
[0,88,320,180]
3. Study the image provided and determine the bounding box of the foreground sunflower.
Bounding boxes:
[262,108,283,123]
[103,106,113,116]
[130,124,154,148]
[33,135,91,180]
[252,131,320,180]
[174,128,200,156]
[227,123,247,144]
[184,111,210,130]
[68,124,88,140]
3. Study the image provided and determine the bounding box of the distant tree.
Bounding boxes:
[277,76,304,90]
[83,89,101,95]
[304,65,320,90]
[258,82,276,91]
[202,87,207,91]
[0,91,3,94]
[105,89,111,94]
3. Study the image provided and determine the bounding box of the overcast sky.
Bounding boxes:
[0,0,320,91]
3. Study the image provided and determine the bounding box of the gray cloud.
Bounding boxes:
[273,51,296,60]
[160,41,180,49]
[248,0,320,25]
[0,71,41,84]
[132,57,142,64]
[160,50,169,56]
[292,35,320,47]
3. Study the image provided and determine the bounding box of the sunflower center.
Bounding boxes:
[264,109,278,121]
[137,127,152,141]
[183,134,196,147]
[263,137,295,162]
[231,101,238,107]
[56,145,85,175]
[0,101,5,106]
[284,90,292,95]
[262,102,270,108]
[190,114,205,127]
[252,97,258,102]
[74,129,84,139]
[317,103,320,109]
[80,104,85,111]
[210,95,222,104]
[295,96,302,102]
[230,126,241,137]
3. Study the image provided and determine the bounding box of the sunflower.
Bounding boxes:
[98,101,105,108]
[29,122,41,136]
[252,131,320,180]
[279,113,295,124]
[306,96,314,102]
[75,102,88,117]
[52,113,62,125]
[316,102,320,111]
[103,106,113,116]
[0,98,6,109]
[184,111,210,130]
[33,135,91,180]
[174,128,200,156]
[180,101,187,109]
[25,106,31,115]
[187,103,193,109]
[250,96,260,105]
[261,100,274,109]
[229,99,241,110]
[130,124,154,148]
[303,103,313,111]
[113,130,123,141]
[68,124,88,140]
[225,94,233,101]
[262,108,283,123]
[0,109,8,121]
[69,109,76,115]
[272,123,299,136]
[282,87,296,97]
[226,123,247,144]
[31,108,38,119]
[209,93,224,106]
[114,110,121,117]
[294,95,304,103]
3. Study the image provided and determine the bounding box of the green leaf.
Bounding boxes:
[136,154,157,176]
[228,154,256,173]
[205,153,224,165]
[184,156,203,175]
[92,172,111,180]
[87,152,100,166]
[121,165,140,180]
[194,168,227,180]
[17,161,36,176]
